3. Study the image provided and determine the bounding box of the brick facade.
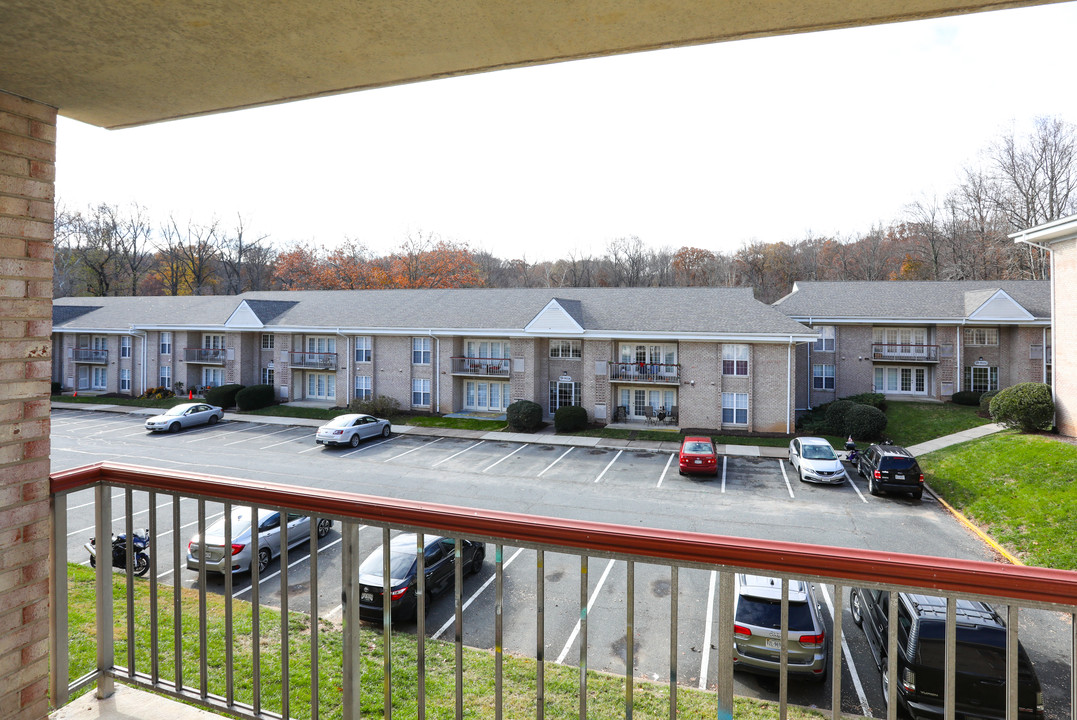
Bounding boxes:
[0,89,55,720]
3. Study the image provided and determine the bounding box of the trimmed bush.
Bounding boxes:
[348,395,401,417]
[205,384,244,409]
[844,403,888,440]
[951,390,983,406]
[978,390,999,416]
[506,399,543,432]
[236,384,275,411]
[824,400,857,435]
[554,405,588,433]
[842,393,888,413]
[989,382,1054,432]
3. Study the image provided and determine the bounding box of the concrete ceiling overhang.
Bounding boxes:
[0,0,1066,130]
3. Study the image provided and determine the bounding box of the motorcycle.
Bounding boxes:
[85,529,151,577]
[844,437,860,464]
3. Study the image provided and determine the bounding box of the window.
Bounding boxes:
[412,378,431,406]
[412,337,431,365]
[120,336,131,358]
[964,366,998,393]
[549,339,581,359]
[120,368,130,392]
[876,367,927,395]
[203,367,224,388]
[813,326,835,352]
[549,381,581,412]
[873,327,929,356]
[722,392,748,425]
[355,336,372,363]
[261,367,275,385]
[722,344,749,376]
[618,343,677,368]
[261,334,274,350]
[160,332,172,355]
[92,367,107,390]
[813,364,835,390]
[307,372,336,400]
[159,365,171,388]
[964,328,998,346]
[466,340,509,359]
[355,375,372,401]
[203,334,225,349]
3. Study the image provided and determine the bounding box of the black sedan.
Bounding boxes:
[358,533,485,622]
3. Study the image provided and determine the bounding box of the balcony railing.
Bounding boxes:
[183,347,227,364]
[870,343,939,363]
[450,356,511,376]
[608,362,681,384]
[73,348,108,363]
[287,351,338,370]
[51,462,1077,720]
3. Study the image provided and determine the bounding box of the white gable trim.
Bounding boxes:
[524,299,584,334]
[967,289,1035,322]
[224,300,265,329]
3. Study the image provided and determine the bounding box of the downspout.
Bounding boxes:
[786,337,793,435]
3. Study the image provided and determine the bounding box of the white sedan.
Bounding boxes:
[788,436,848,484]
[316,413,391,447]
[145,402,224,433]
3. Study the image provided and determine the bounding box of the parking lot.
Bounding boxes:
[50,409,1073,719]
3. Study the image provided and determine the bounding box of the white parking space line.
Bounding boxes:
[593,450,623,483]
[847,472,869,503]
[224,426,293,446]
[819,584,872,717]
[777,459,795,499]
[188,423,265,443]
[555,557,617,664]
[342,436,398,457]
[483,444,524,472]
[656,452,675,488]
[537,447,573,477]
[260,433,310,450]
[234,535,346,599]
[85,422,143,436]
[297,444,323,454]
[432,440,484,468]
[721,456,727,493]
[698,570,717,689]
[385,437,442,462]
[431,546,526,640]
[66,420,122,433]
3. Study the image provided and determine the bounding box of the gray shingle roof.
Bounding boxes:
[53,288,814,337]
[772,281,1050,321]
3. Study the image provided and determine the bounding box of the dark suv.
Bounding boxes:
[856,444,924,499]
[850,589,1044,720]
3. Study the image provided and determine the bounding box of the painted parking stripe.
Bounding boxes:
[655,452,675,488]
[555,557,617,664]
[482,444,525,473]
[297,444,323,454]
[385,437,443,462]
[260,432,312,450]
[432,440,485,467]
[341,435,398,457]
[593,450,622,483]
[721,456,727,493]
[847,473,869,504]
[777,459,795,499]
[536,447,573,477]
[819,584,872,717]
[698,570,717,689]
[223,426,293,446]
[184,423,261,443]
[431,546,526,640]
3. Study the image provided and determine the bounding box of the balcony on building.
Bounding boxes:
[72,348,108,364]
[608,362,681,384]
[287,351,338,370]
[183,347,227,364]
[450,356,511,377]
[870,344,940,363]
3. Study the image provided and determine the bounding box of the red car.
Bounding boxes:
[679,436,719,476]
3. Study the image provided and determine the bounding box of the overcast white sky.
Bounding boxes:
[56,3,1077,262]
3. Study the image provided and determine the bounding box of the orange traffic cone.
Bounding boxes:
[189,390,193,399]
[73,390,77,398]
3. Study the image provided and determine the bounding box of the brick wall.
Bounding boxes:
[0,89,55,720]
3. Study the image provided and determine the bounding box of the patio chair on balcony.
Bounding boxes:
[667,405,678,425]
[643,405,656,425]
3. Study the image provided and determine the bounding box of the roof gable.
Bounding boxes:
[524,298,585,334]
[225,300,264,329]
[965,289,1035,321]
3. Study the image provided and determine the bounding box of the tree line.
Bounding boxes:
[55,117,1076,304]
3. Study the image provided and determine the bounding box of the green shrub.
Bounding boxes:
[978,390,999,416]
[235,384,275,411]
[824,399,857,435]
[205,384,244,409]
[842,393,888,413]
[506,400,543,432]
[348,395,402,417]
[139,386,174,400]
[554,405,588,433]
[951,390,983,406]
[989,382,1054,432]
[844,403,888,440]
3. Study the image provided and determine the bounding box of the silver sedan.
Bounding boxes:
[316,413,391,447]
[788,436,848,484]
[145,402,223,433]
[186,507,332,574]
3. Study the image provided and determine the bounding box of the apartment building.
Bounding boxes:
[52,287,816,433]
[772,280,1051,410]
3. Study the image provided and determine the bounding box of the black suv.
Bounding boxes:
[850,589,1044,720]
[856,444,924,499]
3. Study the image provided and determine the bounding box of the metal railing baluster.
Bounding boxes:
[309,514,319,720]
[1006,605,1018,720]
[626,560,634,720]
[717,572,734,720]
[49,489,69,708]
[341,520,361,720]
[417,532,426,720]
[944,595,956,720]
[251,505,261,716]
[224,502,233,708]
[1071,611,1076,720]
[172,494,182,693]
[280,512,290,720]
[886,592,899,720]
[830,583,843,720]
[579,554,588,720]
[537,549,545,720]
[670,564,678,719]
[197,498,208,699]
[382,526,392,720]
[148,490,159,687]
[125,489,135,678]
[95,481,114,698]
[779,578,789,719]
[455,537,464,720]
[495,544,504,720]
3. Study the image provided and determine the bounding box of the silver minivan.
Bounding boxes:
[732,574,828,682]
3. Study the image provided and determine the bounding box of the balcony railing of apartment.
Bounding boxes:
[287,351,338,370]
[608,362,681,384]
[450,356,511,376]
[51,462,1077,720]
[72,348,108,363]
[870,344,940,363]
[183,348,227,364]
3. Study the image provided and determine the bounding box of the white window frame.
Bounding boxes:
[722,392,748,425]
[261,334,274,350]
[160,332,172,355]
[120,368,131,391]
[549,380,582,412]
[813,364,835,390]
[202,367,224,388]
[722,344,749,376]
[120,335,132,358]
[203,333,225,349]
[963,327,999,346]
[355,375,372,401]
[964,366,999,393]
[159,365,171,388]
[92,366,107,390]
[306,372,336,400]
[261,367,275,385]
[355,336,372,363]
[813,326,835,352]
[412,378,431,406]
[549,339,582,359]
[618,343,677,366]
[412,337,432,365]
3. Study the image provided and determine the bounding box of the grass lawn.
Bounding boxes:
[65,565,824,720]
[918,431,1077,570]
[52,394,186,410]
[882,401,992,447]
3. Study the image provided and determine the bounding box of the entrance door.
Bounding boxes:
[306,372,336,401]
[465,381,511,411]
[619,388,676,420]
[874,367,927,395]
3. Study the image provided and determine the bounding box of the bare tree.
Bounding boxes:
[52,203,83,297]
[217,214,269,294]
[173,216,220,295]
[114,204,154,295]
[70,204,122,296]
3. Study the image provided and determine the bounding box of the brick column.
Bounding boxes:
[0,90,56,720]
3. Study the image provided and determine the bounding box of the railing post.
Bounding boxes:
[49,489,69,708]
[341,520,362,720]
[716,572,734,720]
[94,481,114,698]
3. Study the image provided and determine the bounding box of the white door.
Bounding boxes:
[306,372,336,400]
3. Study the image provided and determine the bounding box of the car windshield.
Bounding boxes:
[802,444,836,460]
[163,406,188,416]
[683,442,713,454]
[360,548,415,579]
[326,416,356,428]
[735,597,815,631]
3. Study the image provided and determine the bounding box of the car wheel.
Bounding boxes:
[208,415,219,425]
[256,547,271,573]
[169,422,181,433]
[911,490,923,501]
[798,468,807,483]
[317,518,332,538]
[381,425,391,438]
[868,475,880,496]
[850,589,864,626]
[856,461,864,478]
[349,433,360,448]
[470,545,486,574]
